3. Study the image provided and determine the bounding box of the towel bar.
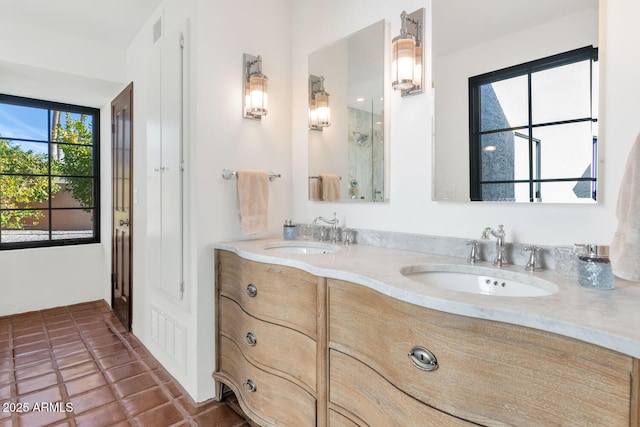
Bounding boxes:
[308,175,342,180]
[222,168,281,182]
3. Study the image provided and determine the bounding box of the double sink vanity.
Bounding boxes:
[212,235,640,426]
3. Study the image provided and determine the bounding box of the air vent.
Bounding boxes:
[153,17,162,44]
[150,306,186,370]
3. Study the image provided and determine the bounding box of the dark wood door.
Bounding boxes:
[111,83,133,331]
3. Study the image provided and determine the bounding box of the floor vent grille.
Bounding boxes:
[151,306,186,369]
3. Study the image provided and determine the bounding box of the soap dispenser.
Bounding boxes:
[577,245,615,290]
[283,220,298,240]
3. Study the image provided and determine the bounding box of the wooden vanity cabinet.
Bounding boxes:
[214,250,327,427]
[328,278,640,427]
[214,251,639,426]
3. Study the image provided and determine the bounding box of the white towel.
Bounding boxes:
[320,173,341,201]
[610,133,640,282]
[236,170,269,235]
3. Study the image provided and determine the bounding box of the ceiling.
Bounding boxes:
[0,0,164,49]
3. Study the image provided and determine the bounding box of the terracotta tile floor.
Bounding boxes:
[0,300,250,427]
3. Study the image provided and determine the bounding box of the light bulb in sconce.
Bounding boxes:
[243,54,268,120]
[391,8,425,97]
[309,75,331,130]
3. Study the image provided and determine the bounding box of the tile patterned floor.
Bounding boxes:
[0,300,250,427]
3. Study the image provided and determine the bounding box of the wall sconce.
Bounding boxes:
[243,53,268,120]
[391,8,425,96]
[309,75,331,130]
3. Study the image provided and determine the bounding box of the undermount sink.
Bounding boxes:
[263,240,340,255]
[401,265,558,297]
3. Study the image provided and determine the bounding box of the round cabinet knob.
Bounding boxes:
[408,346,438,371]
[245,332,257,346]
[246,284,258,297]
[243,379,257,392]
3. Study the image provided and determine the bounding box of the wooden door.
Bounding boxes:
[111,83,133,331]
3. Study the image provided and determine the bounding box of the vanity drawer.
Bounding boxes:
[219,295,317,391]
[328,279,634,426]
[217,335,316,427]
[328,409,359,427]
[329,349,473,426]
[217,250,318,338]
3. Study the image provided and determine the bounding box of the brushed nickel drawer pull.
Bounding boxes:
[246,284,258,297]
[243,379,257,392]
[245,332,257,346]
[409,346,438,371]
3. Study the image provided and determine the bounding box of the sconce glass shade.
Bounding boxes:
[413,42,423,90]
[309,97,318,127]
[314,91,330,127]
[392,35,416,91]
[248,73,268,117]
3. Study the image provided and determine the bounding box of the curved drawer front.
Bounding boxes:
[329,350,473,426]
[328,409,359,427]
[219,296,317,391]
[217,335,316,427]
[218,250,318,338]
[328,279,634,426]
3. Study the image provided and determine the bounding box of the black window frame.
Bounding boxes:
[0,94,100,250]
[469,46,598,202]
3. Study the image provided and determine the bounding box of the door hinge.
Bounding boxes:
[180,281,185,299]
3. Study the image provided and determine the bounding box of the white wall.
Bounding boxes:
[291,0,639,248]
[126,0,292,402]
[0,18,127,316]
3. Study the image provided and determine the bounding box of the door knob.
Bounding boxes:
[119,219,130,227]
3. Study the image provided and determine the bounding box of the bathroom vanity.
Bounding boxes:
[212,238,640,426]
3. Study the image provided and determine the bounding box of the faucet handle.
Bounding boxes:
[524,246,543,272]
[466,240,480,264]
[481,227,492,239]
[343,228,353,245]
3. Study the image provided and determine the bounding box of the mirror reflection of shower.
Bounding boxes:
[348,97,384,201]
[353,131,369,146]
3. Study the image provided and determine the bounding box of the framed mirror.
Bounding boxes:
[432,0,599,203]
[308,20,386,202]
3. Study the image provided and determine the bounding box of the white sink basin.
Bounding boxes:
[401,265,558,297]
[263,241,340,255]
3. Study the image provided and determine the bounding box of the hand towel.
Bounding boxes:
[236,170,269,235]
[309,177,322,201]
[610,133,640,282]
[320,173,341,201]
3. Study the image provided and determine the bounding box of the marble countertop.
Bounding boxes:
[212,237,640,359]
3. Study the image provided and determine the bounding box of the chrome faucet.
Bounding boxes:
[313,212,339,243]
[481,225,508,267]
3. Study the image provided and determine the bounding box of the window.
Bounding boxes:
[0,94,100,249]
[469,46,598,202]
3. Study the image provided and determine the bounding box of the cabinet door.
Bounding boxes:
[329,279,635,426]
[219,296,317,391]
[218,251,318,337]
[330,350,474,426]
[217,336,316,427]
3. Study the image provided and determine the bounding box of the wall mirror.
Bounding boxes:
[432,0,599,203]
[308,20,386,202]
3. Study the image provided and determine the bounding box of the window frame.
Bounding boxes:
[0,94,100,250]
[468,46,598,202]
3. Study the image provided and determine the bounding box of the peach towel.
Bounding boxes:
[237,170,269,235]
[320,173,341,201]
[309,178,322,201]
[611,133,640,281]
